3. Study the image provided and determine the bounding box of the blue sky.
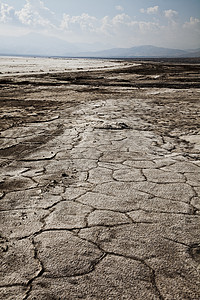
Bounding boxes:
[0,0,200,49]
[3,0,200,20]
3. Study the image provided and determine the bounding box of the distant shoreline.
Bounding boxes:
[0,54,199,64]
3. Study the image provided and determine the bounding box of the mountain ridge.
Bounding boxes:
[0,33,199,58]
[78,45,200,58]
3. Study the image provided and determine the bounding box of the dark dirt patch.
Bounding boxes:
[0,59,199,146]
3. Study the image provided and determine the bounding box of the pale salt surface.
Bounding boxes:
[180,135,200,151]
[0,56,134,77]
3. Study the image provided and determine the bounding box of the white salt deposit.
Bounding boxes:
[0,56,133,76]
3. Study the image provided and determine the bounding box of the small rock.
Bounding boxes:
[162,142,175,151]
[191,197,200,210]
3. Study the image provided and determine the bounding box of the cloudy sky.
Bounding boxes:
[0,0,200,50]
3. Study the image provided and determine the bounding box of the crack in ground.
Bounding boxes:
[22,238,44,300]
[0,283,26,288]
[161,236,190,247]
[87,187,186,204]
[144,262,165,300]
[20,153,57,162]
[43,252,107,280]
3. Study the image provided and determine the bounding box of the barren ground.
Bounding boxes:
[0,59,200,299]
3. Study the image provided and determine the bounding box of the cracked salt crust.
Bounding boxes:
[0,59,200,300]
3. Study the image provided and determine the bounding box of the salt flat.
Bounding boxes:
[0,58,200,299]
[0,56,131,76]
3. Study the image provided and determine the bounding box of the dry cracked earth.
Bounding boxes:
[0,59,200,299]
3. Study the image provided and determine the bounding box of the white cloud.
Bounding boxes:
[164,9,178,19]
[115,5,124,12]
[15,0,55,28]
[147,6,159,14]
[140,6,159,15]
[61,13,98,32]
[183,17,200,29]
[97,15,162,46]
[182,16,200,45]
[0,2,15,23]
[112,13,131,25]
[60,12,162,47]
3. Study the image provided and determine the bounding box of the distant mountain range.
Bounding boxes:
[0,33,199,58]
[81,45,200,58]
[0,33,80,57]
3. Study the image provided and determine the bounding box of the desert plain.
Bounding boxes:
[0,57,200,299]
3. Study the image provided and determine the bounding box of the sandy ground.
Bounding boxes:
[0,59,200,299]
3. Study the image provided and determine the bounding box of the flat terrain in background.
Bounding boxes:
[0,58,200,299]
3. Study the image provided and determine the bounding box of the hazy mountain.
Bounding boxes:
[0,33,199,58]
[78,45,198,58]
[73,42,113,52]
[183,48,200,57]
[0,33,80,56]
[0,33,112,56]
[186,48,200,53]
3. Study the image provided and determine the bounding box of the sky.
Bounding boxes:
[0,0,200,50]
